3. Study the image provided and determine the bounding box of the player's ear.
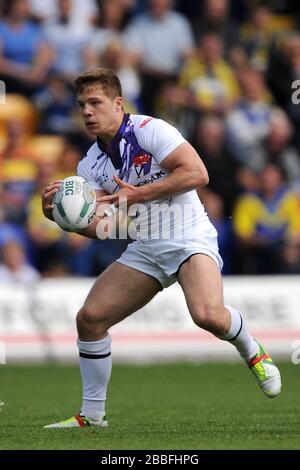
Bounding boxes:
[115,97,123,112]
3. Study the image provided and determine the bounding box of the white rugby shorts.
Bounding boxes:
[116,219,223,289]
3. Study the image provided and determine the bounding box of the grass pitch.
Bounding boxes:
[0,362,298,450]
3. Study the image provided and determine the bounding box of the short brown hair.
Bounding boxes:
[74,68,122,98]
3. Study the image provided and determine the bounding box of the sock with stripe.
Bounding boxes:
[221,305,259,361]
[77,334,112,421]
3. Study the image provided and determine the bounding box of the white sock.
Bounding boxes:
[221,305,259,361]
[77,334,112,421]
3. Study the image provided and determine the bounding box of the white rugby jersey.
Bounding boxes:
[77,114,207,238]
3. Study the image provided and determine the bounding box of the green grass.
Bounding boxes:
[0,362,299,450]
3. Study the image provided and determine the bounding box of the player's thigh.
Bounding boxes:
[82,261,161,327]
[178,253,224,323]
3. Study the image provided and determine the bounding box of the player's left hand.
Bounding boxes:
[97,175,140,209]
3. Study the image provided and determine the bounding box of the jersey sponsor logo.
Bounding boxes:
[133,153,151,166]
[132,152,152,178]
[139,118,153,128]
[136,170,165,186]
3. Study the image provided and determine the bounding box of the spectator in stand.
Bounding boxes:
[0,0,52,96]
[225,67,274,170]
[193,114,238,216]
[26,159,69,273]
[42,0,95,85]
[0,240,40,284]
[179,33,239,115]
[90,0,132,59]
[175,0,249,24]
[29,0,98,27]
[2,119,37,224]
[57,139,81,179]
[280,240,300,274]
[191,0,241,61]
[240,3,281,73]
[154,78,196,139]
[90,1,140,108]
[267,33,300,151]
[0,189,30,255]
[98,38,141,110]
[233,163,300,274]
[254,108,300,183]
[33,75,77,134]
[123,0,194,114]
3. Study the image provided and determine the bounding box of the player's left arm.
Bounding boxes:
[138,141,209,202]
[97,142,208,207]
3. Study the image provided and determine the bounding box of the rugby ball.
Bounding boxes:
[52,176,96,230]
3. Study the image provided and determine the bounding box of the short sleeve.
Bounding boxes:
[77,158,103,190]
[136,118,186,164]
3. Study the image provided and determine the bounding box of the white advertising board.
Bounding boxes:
[0,276,299,362]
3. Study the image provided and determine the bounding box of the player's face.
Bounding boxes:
[77,85,123,138]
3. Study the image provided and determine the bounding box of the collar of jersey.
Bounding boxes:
[96,113,130,170]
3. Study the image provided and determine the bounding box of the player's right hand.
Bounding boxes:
[41,180,62,219]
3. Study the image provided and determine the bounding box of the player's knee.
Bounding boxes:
[77,305,96,325]
[192,304,227,334]
[76,305,107,335]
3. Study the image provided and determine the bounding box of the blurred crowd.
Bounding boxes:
[1,0,300,281]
